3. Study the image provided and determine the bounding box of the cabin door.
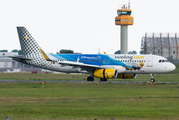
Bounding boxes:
[147,56,153,67]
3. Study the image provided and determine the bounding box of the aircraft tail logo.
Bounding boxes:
[16,27,54,69]
[17,27,42,58]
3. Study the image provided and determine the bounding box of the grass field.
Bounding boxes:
[0,64,179,120]
[0,82,179,120]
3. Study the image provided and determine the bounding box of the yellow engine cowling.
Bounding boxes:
[94,69,118,79]
[117,74,137,79]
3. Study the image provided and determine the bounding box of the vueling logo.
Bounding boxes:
[115,55,144,60]
[25,36,28,40]
[134,56,144,59]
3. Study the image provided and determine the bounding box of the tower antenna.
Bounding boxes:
[128,0,130,9]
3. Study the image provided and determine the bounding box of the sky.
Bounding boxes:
[0,0,179,54]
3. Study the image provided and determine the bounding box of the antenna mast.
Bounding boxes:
[128,0,130,9]
[98,47,100,54]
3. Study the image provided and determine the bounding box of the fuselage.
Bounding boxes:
[48,54,175,74]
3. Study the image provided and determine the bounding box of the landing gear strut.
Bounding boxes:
[150,73,155,83]
[87,76,94,81]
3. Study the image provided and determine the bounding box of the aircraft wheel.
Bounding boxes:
[150,79,155,83]
[100,78,107,81]
[87,76,94,81]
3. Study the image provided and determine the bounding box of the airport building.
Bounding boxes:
[0,52,41,72]
[140,33,179,60]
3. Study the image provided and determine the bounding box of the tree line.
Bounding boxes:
[114,50,138,54]
[0,49,22,55]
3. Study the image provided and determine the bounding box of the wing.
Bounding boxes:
[57,61,111,71]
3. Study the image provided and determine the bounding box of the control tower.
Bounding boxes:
[115,2,133,54]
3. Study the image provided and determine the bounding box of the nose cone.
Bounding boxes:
[169,63,176,72]
[172,64,176,71]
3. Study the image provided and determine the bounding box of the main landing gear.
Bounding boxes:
[87,73,108,81]
[87,76,94,81]
[87,77,107,81]
[150,73,155,83]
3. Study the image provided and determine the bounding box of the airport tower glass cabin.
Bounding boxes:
[115,5,133,54]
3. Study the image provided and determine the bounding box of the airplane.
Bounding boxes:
[10,27,176,83]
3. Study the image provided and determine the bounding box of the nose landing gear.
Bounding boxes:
[150,73,155,83]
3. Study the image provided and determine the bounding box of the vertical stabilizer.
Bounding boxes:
[16,27,52,69]
[17,27,42,58]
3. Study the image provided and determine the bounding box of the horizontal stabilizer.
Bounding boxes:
[8,55,32,61]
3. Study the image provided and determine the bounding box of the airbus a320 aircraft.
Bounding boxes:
[10,27,176,82]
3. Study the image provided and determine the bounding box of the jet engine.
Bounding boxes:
[94,69,118,79]
[117,74,137,79]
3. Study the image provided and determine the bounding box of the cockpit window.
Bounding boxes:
[159,60,169,63]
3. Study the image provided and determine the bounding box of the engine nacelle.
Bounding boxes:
[117,74,137,79]
[113,66,126,73]
[94,69,118,79]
